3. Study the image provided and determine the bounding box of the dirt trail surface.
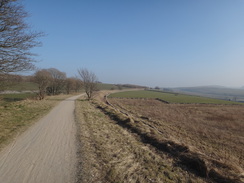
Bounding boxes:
[0,94,82,183]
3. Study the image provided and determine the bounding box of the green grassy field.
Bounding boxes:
[96,83,131,90]
[96,83,120,90]
[109,90,242,104]
[4,82,38,91]
[0,93,37,103]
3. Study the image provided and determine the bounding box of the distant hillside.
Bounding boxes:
[118,84,147,89]
[172,86,244,102]
[95,83,147,91]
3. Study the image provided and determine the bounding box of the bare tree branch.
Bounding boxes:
[46,68,66,95]
[34,69,52,100]
[0,0,43,74]
[77,68,98,100]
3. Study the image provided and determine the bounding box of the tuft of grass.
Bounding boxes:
[109,90,243,105]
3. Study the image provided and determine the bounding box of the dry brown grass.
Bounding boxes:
[108,98,244,182]
[75,97,208,183]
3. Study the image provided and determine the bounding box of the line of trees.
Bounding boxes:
[1,67,98,101]
[34,68,98,100]
[34,68,83,100]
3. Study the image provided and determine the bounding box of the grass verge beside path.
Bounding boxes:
[0,94,76,150]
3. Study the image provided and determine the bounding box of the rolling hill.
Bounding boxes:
[172,86,244,102]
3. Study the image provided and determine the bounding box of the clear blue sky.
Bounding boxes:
[23,0,244,87]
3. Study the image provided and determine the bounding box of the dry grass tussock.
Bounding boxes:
[0,94,74,150]
[75,98,208,183]
[108,98,244,183]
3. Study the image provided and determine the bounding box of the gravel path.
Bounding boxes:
[0,95,82,183]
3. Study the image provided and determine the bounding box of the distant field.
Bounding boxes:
[109,90,242,104]
[174,86,244,102]
[96,83,139,90]
[0,93,36,103]
[96,83,121,90]
[3,82,38,91]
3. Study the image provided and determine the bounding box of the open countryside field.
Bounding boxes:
[96,83,120,90]
[109,90,243,105]
[96,83,146,91]
[0,93,37,102]
[1,82,38,92]
[105,95,244,182]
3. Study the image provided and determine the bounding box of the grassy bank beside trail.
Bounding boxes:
[109,90,242,105]
[0,94,75,150]
[75,99,205,183]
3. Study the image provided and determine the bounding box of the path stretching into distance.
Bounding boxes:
[0,95,82,183]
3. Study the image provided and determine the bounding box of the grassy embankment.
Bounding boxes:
[106,90,244,182]
[75,97,206,183]
[0,93,75,150]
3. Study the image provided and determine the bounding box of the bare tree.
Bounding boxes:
[78,68,98,100]
[74,77,83,93]
[65,77,76,94]
[0,0,43,74]
[65,77,83,94]
[34,69,52,100]
[46,68,66,95]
